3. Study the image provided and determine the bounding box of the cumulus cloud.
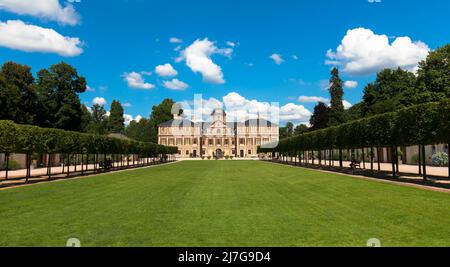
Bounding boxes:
[122,72,155,89]
[298,96,329,103]
[368,0,381,3]
[0,0,80,26]
[298,96,353,110]
[0,20,83,56]
[169,37,183,43]
[344,80,358,88]
[93,97,107,106]
[343,100,353,109]
[163,78,189,91]
[181,92,311,124]
[155,63,178,77]
[270,53,284,65]
[326,27,430,75]
[226,41,236,47]
[177,38,232,84]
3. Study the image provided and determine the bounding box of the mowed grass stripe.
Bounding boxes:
[0,161,449,247]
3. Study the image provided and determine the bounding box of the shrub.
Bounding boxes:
[225,155,230,160]
[207,156,212,160]
[411,154,420,164]
[3,159,19,170]
[432,152,448,167]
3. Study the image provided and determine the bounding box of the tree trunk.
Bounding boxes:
[362,148,366,169]
[47,154,52,180]
[421,145,427,181]
[66,154,70,177]
[391,146,396,178]
[418,145,422,175]
[339,149,343,168]
[4,153,10,180]
[395,146,400,174]
[448,144,450,179]
[377,148,381,172]
[370,147,374,172]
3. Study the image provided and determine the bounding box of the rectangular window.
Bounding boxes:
[216,139,222,145]
[177,138,183,145]
[240,138,245,145]
[224,139,229,146]
[193,138,198,145]
[247,138,253,145]
[184,138,191,145]
[161,138,167,145]
[186,150,190,155]
[248,150,252,155]
[209,139,213,146]
[169,138,174,145]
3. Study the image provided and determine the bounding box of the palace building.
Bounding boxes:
[158,109,279,158]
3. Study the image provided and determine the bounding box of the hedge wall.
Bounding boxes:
[258,99,450,154]
[0,120,178,157]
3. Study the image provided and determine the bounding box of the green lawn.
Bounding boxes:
[1,160,450,247]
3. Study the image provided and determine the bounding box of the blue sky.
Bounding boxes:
[0,0,449,125]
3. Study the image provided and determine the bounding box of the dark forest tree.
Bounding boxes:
[35,62,87,131]
[108,100,125,134]
[148,99,176,143]
[328,67,345,126]
[309,102,330,131]
[0,62,37,124]
[87,104,108,135]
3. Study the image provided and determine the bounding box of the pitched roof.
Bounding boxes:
[244,119,277,127]
[158,119,195,127]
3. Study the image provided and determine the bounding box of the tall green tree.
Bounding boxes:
[294,124,309,135]
[126,118,153,142]
[417,44,450,97]
[286,122,294,137]
[361,68,417,116]
[35,62,87,131]
[309,102,330,131]
[328,67,345,126]
[0,74,22,122]
[80,105,92,133]
[0,62,37,124]
[148,99,176,143]
[108,100,125,133]
[87,104,108,135]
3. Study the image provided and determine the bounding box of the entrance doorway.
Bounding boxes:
[240,150,244,158]
[215,149,224,159]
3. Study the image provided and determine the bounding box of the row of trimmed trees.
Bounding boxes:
[0,120,178,181]
[259,99,450,180]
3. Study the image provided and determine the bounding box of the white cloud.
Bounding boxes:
[226,41,236,47]
[343,100,353,110]
[298,96,329,103]
[86,85,95,92]
[0,20,83,56]
[326,27,430,75]
[155,63,178,77]
[93,97,107,107]
[123,114,142,125]
[298,96,353,110]
[177,38,232,84]
[169,37,183,43]
[270,53,284,65]
[185,92,311,124]
[344,80,358,88]
[292,55,299,60]
[368,0,381,3]
[163,78,189,91]
[0,0,80,26]
[122,72,155,90]
[122,103,132,108]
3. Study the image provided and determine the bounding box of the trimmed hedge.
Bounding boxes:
[0,120,177,157]
[258,99,450,154]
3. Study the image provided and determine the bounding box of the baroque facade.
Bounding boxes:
[158,109,279,158]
